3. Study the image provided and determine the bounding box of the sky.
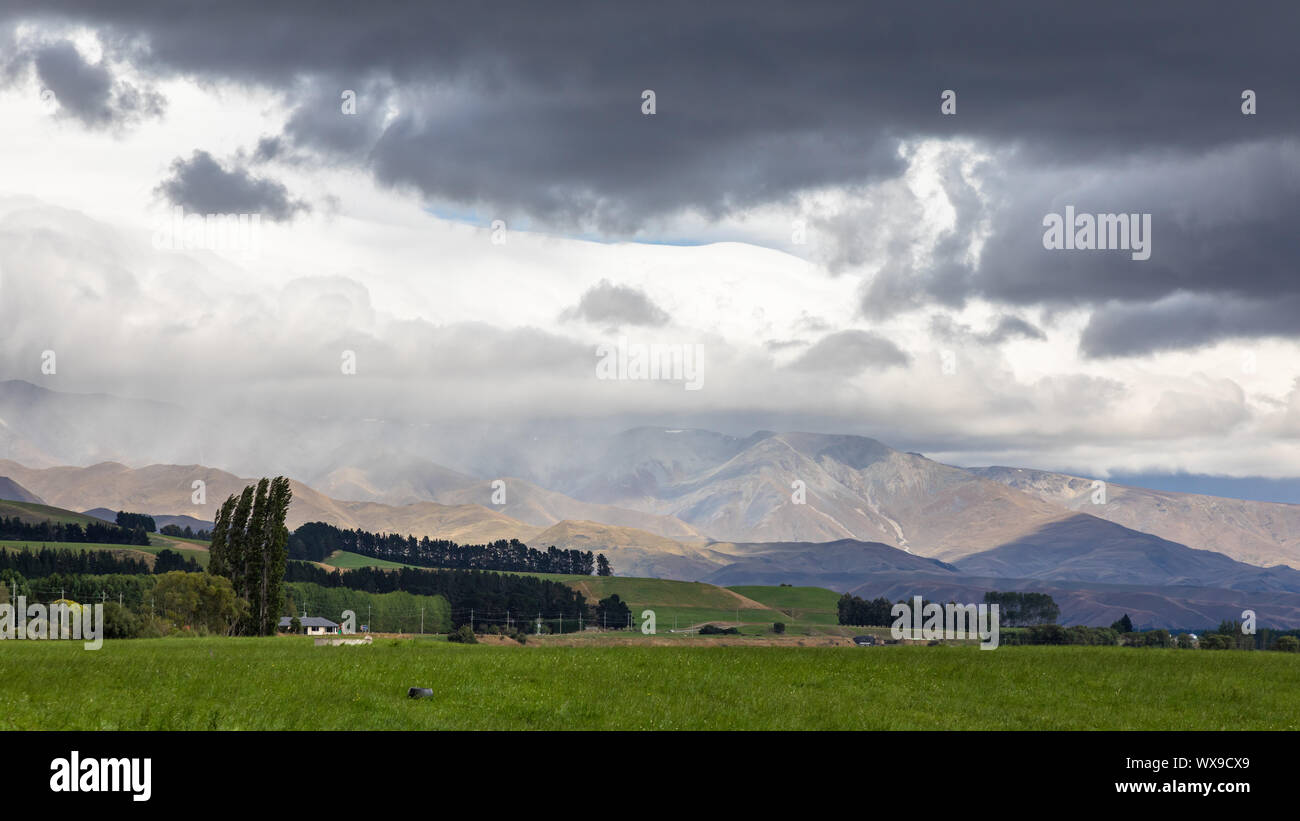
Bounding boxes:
[1,1,1299,491]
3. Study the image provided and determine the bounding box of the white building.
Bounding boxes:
[278,616,340,636]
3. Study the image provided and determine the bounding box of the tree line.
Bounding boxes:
[0,546,200,576]
[836,593,897,626]
[115,512,156,532]
[284,561,589,627]
[0,516,150,546]
[160,524,211,540]
[982,591,1061,626]
[288,521,611,576]
[0,569,238,638]
[837,590,1062,627]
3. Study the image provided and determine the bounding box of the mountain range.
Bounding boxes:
[2,380,1299,628]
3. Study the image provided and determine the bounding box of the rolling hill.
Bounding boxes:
[953,514,1300,593]
[0,476,42,504]
[5,385,1300,629]
[4,378,1298,569]
[0,460,544,545]
[700,537,959,588]
[0,498,110,527]
[82,508,215,534]
[4,379,1298,572]
[971,466,1300,568]
[535,429,1142,563]
[303,451,708,542]
[842,573,1300,631]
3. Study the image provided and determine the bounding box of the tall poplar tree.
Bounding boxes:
[206,477,293,636]
[207,495,237,578]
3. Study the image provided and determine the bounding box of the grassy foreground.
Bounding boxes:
[2,637,1297,730]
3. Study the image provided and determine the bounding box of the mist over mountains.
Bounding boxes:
[4,379,1300,628]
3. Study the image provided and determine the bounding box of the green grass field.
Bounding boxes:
[0,500,106,527]
[0,496,212,569]
[311,564,794,630]
[0,539,210,568]
[560,576,788,629]
[321,550,416,571]
[1,637,1296,730]
[303,569,852,633]
[158,535,211,547]
[729,585,843,625]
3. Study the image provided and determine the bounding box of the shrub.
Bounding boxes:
[102,602,141,639]
[1199,634,1230,650]
[699,624,739,635]
[447,624,478,644]
[773,622,786,634]
[153,571,244,635]
[1273,635,1300,653]
[1026,624,1067,645]
[1143,629,1173,648]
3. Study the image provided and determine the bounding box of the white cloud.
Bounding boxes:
[2,74,1300,480]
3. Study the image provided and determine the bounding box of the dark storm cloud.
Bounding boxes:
[560,279,670,327]
[5,1,1297,225]
[1080,294,1300,358]
[863,139,1300,354]
[283,80,391,157]
[5,1,1299,354]
[11,38,163,128]
[787,330,909,374]
[155,151,309,220]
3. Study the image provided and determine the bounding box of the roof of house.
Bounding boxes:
[279,616,339,628]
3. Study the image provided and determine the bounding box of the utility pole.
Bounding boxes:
[367,604,371,633]
[470,609,474,631]
[420,607,424,634]
[536,612,541,634]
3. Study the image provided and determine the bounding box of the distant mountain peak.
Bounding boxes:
[0,476,43,504]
